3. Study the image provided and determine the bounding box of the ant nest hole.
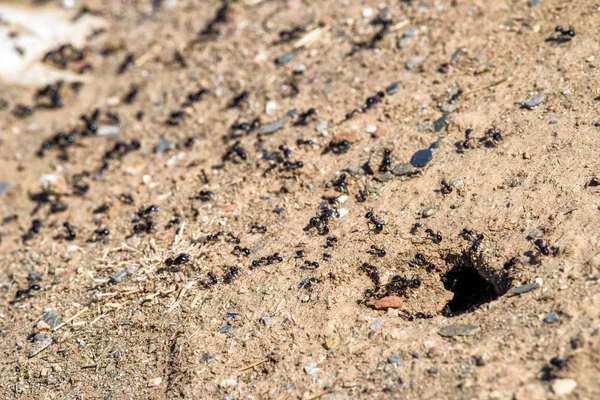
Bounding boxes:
[440,249,513,317]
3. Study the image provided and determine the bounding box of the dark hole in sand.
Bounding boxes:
[441,252,511,316]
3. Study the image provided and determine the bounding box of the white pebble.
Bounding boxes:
[551,379,577,395]
[265,100,277,114]
[362,7,374,18]
[97,126,120,136]
[337,208,349,218]
[219,379,237,388]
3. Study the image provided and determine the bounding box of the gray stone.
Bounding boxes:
[110,268,129,283]
[256,110,295,135]
[347,165,360,177]
[549,119,558,124]
[219,379,238,388]
[439,324,480,337]
[509,281,541,296]
[528,0,542,6]
[422,206,436,218]
[391,163,415,176]
[39,312,61,329]
[154,138,170,153]
[388,354,401,363]
[28,333,53,358]
[260,316,273,326]
[369,321,382,329]
[303,365,319,375]
[0,181,9,195]
[523,94,545,109]
[434,114,450,132]
[429,140,442,149]
[405,57,424,71]
[544,312,559,324]
[410,148,433,167]
[275,51,294,65]
[315,120,327,132]
[386,81,399,95]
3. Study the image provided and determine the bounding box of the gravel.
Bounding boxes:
[438,324,480,337]
[523,94,545,109]
[110,268,129,283]
[544,312,559,324]
[410,148,433,167]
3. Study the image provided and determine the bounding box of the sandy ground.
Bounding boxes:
[0,0,599,399]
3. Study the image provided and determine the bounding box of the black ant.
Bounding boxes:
[22,219,41,242]
[368,245,386,257]
[231,118,260,135]
[233,246,251,256]
[186,88,208,105]
[323,236,338,248]
[13,283,41,301]
[324,140,351,155]
[63,222,76,240]
[13,104,34,118]
[117,53,134,74]
[228,90,249,108]
[379,149,392,172]
[534,239,550,256]
[36,82,64,109]
[461,229,484,252]
[356,187,368,203]
[302,260,319,270]
[385,274,421,296]
[165,218,181,230]
[296,138,314,147]
[123,85,139,104]
[365,211,385,233]
[345,92,385,119]
[281,160,303,171]
[223,141,247,163]
[295,250,305,258]
[294,108,317,126]
[504,257,520,269]
[425,228,442,244]
[196,190,214,201]
[462,128,473,149]
[249,253,283,269]
[414,253,436,270]
[165,253,190,266]
[440,180,452,194]
[278,25,305,42]
[249,225,267,234]
[360,262,381,288]
[555,25,575,37]
[332,173,348,192]
[410,222,422,235]
[200,0,229,36]
[166,110,185,126]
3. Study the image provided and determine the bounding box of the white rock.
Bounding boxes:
[265,100,277,114]
[148,377,162,387]
[362,7,374,18]
[219,379,237,388]
[551,379,577,396]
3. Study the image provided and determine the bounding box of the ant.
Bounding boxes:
[302,260,320,270]
[249,225,267,234]
[534,239,550,256]
[440,180,452,194]
[165,218,181,230]
[385,274,421,296]
[356,187,368,203]
[365,211,385,233]
[294,108,317,126]
[117,53,134,74]
[22,219,41,242]
[186,88,208,105]
[504,257,520,270]
[223,141,247,163]
[461,229,484,252]
[13,283,41,301]
[332,173,348,192]
[425,228,442,244]
[324,140,351,155]
[166,110,185,126]
[231,118,261,135]
[249,253,283,269]
[462,128,473,149]
[278,25,305,42]
[123,85,139,104]
[228,90,249,108]
[367,245,386,257]
[555,25,575,37]
[295,250,305,258]
[201,0,229,36]
[414,253,436,270]
[323,236,338,248]
[379,149,392,172]
[296,138,314,147]
[360,262,381,288]
[63,222,76,240]
[196,190,214,201]
[233,246,251,256]
[165,253,190,266]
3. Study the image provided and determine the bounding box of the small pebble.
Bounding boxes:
[316,120,327,132]
[406,57,424,71]
[523,94,545,109]
[528,0,542,6]
[438,323,480,337]
[0,181,9,195]
[544,312,559,324]
[509,280,541,296]
[293,64,306,74]
[362,7,373,18]
[549,119,558,125]
[148,377,162,387]
[386,81,399,95]
[433,114,450,132]
[219,325,233,333]
[39,312,61,329]
[551,379,577,395]
[303,364,319,375]
[391,163,415,176]
[276,52,294,65]
[219,379,237,388]
[260,316,273,326]
[388,354,401,363]
[154,138,170,153]
[410,148,433,167]
[369,321,382,329]
[373,295,402,310]
[110,268,129,283]
[422,206,436,218]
